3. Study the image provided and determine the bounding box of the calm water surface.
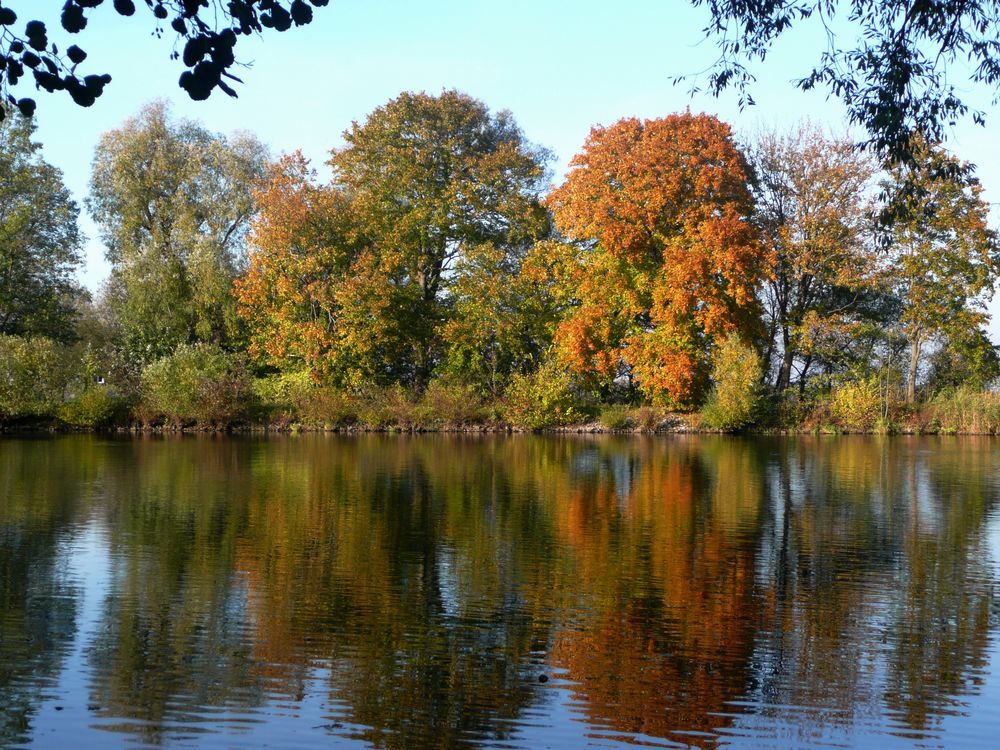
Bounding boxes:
[1,435,998,749]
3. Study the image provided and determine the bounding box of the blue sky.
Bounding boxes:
[14,0,1000,330]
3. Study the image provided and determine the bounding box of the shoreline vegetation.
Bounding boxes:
[4,95,1000,438]
[4,382,1000,435]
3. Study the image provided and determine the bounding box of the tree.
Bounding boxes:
[751,125,884,393]
[885,141,999,402]
[545,111,766,407]
[0,108,82,341]
[689,0,1000,161]
[237,90,551,389]
[329,90,551,386]
[437,240,563,397]
[89,100,268,363]
[0,1,330,119]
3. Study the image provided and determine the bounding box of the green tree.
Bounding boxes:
[438,240,562,397]
[0,109,83,341]
[89,101,268,363]
[690,0,1000,161]
[885,142,999,402]
[329,90,551,386]
[0,1,330,119]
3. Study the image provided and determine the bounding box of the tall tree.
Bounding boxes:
[751,125,883,393]
[329,89,550,386]
[0,108,82,341]
[237,90,551,388]
[885,142,999,402]
[0,1,330,119]
[545,111,766,407]
[89,100,268,363]
[690,0,1000,161]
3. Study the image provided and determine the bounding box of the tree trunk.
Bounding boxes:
[907,337,921,403]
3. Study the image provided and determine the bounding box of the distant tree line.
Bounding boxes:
[1,92,998,432]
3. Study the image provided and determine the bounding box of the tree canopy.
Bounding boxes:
[545,111,766,406]
[0,0,329,119]
[690,0,1000,161]
[0,108,82,341]
[236,90,551,390]
[89,100,268,363]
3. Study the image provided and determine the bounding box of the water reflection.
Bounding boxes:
[0,435,997,748]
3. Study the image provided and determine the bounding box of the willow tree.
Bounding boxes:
[545,111,766,406]
[89,101,268,363]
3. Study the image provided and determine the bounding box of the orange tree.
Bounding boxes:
[545,111,767,407]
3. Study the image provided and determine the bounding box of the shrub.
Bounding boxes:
[828,377,885,433]
[421,378,486,427]
[700,335,763,431]
[929,387,1000,434]
[599,404,632,431]
[634,405,661,432]
[140,344,250,427]
[57,387,123,428]
[503,358,587,430]
[0,335,72,421]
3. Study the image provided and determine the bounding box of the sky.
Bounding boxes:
[11,0,1000,333]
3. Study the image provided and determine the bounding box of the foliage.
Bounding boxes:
[885,141,999,402]
[751,125,885,392]
[923,329,1000,394]
[0,335,71,420]
[502,357,588,430]
[57,386,122,428]
[0,110,83,341]
[421,378,487,427]
[689,0,1000,161]
[598,405,632,431]
[0,1,329,118]
[90,101,268,363]
[828,377,887,433]
[139,343,249,427]
[700,335,764,431]
[438,241,561,397]
[237,91,550,389]
[929,387,1000,435]
[546,111,766,406]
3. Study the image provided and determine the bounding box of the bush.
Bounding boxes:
[0,335,72,421]
[599,404,632,431]
[140,344,250,427]
[700,335,763,431]
[828,377,885,433]
[421,378,486,427]
[57,387,123,428]
[502,358,587,430]
[634,405,661,432]
[929,387,1000,434]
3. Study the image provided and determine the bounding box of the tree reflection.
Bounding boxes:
[0,434,996,748]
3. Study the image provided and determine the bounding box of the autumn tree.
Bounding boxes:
[751,125,886,393]
[545,111,766,407]
[237,90,551,389]
[0,108,83,341]
[0,1,330,119]
[884,142,999,402]
[690,0,1000,161]
[89,101,268,364]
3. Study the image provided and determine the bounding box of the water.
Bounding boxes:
[0,434,998,749]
